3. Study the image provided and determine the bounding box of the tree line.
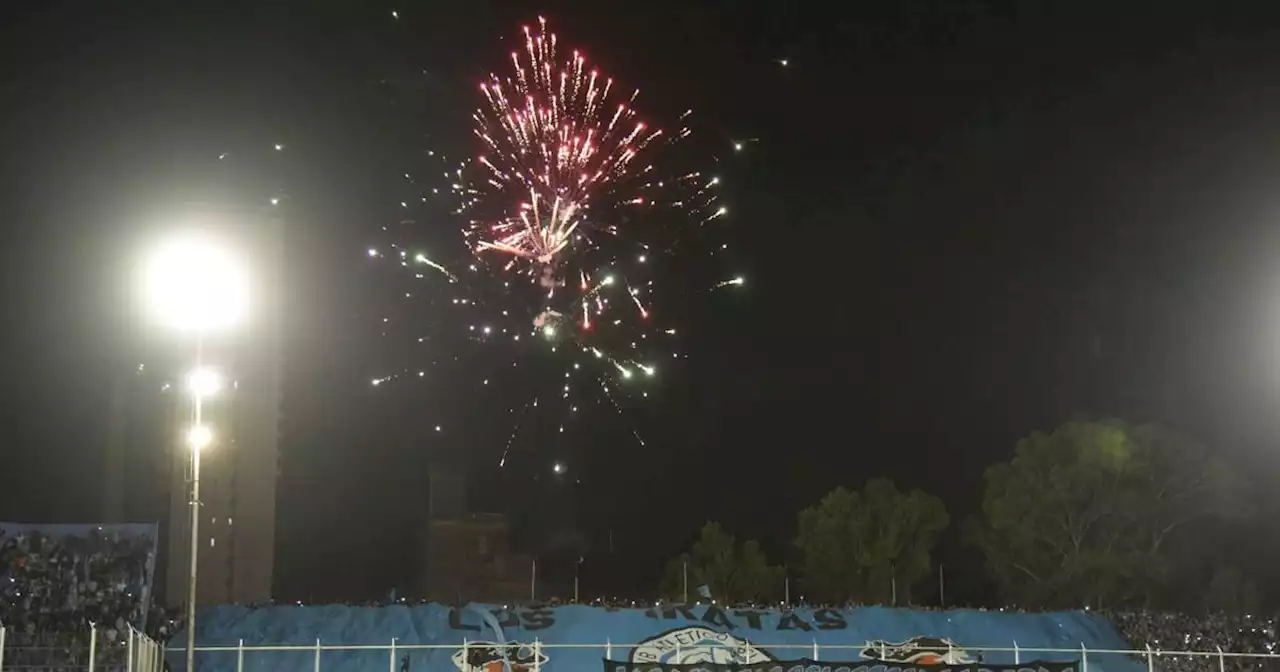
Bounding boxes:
[660,420,1256,612]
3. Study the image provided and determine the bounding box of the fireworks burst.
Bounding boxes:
[465,18,722,289]
[469,19,655,265]
[371,17,744,470]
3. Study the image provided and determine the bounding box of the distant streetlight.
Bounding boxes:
[143,232,247,672]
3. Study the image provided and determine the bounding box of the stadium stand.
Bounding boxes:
[0,522,164,671]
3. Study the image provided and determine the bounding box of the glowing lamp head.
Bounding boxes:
[188,425,214,451]
[144,234,248,333]
[187,367,222,397]
[553,462,565,474]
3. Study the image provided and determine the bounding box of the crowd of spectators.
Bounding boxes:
[0,526,156,635]
[2,542,1279,672]
[0,525,164,671]
[236,594,1280,668]
[1110,611,1278,672]
[579,598,1280,670]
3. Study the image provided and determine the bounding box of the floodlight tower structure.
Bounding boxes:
[142,210,283,671]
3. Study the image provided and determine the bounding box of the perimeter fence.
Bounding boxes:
[0,625,164,672]
[137,640,1280,672]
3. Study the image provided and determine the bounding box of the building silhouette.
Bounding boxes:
[419,464,535,603]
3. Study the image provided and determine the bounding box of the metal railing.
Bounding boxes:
[149,639,1280,672]
[0,623,164,672]
[9,628,1277,672]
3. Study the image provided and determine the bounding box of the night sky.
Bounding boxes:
[5,1,1280,605]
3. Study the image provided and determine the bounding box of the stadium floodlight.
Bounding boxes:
[187,367,222,398]
[141,230,249,672]
[187,425,214,451]
[143,233,248,333]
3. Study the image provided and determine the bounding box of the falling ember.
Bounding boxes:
[627,281,649,318]
[413,251,457,281]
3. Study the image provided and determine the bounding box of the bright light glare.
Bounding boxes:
[188,425,214,451]
[187,368,222,397]
[553,462,565,474]
[145,234,248,332]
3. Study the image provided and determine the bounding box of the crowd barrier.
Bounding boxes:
[159,603,1277,672]
[161,641,1280,672]
[11,605,1271,672]
[0,623,165,672]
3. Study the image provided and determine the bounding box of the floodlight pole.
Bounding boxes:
[187,336,204,672]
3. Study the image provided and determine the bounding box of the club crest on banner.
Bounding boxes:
[861,637,977,664]
[631,627,773,665]
[452,641,548,672]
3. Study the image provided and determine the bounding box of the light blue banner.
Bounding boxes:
[171,603,1142,672]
